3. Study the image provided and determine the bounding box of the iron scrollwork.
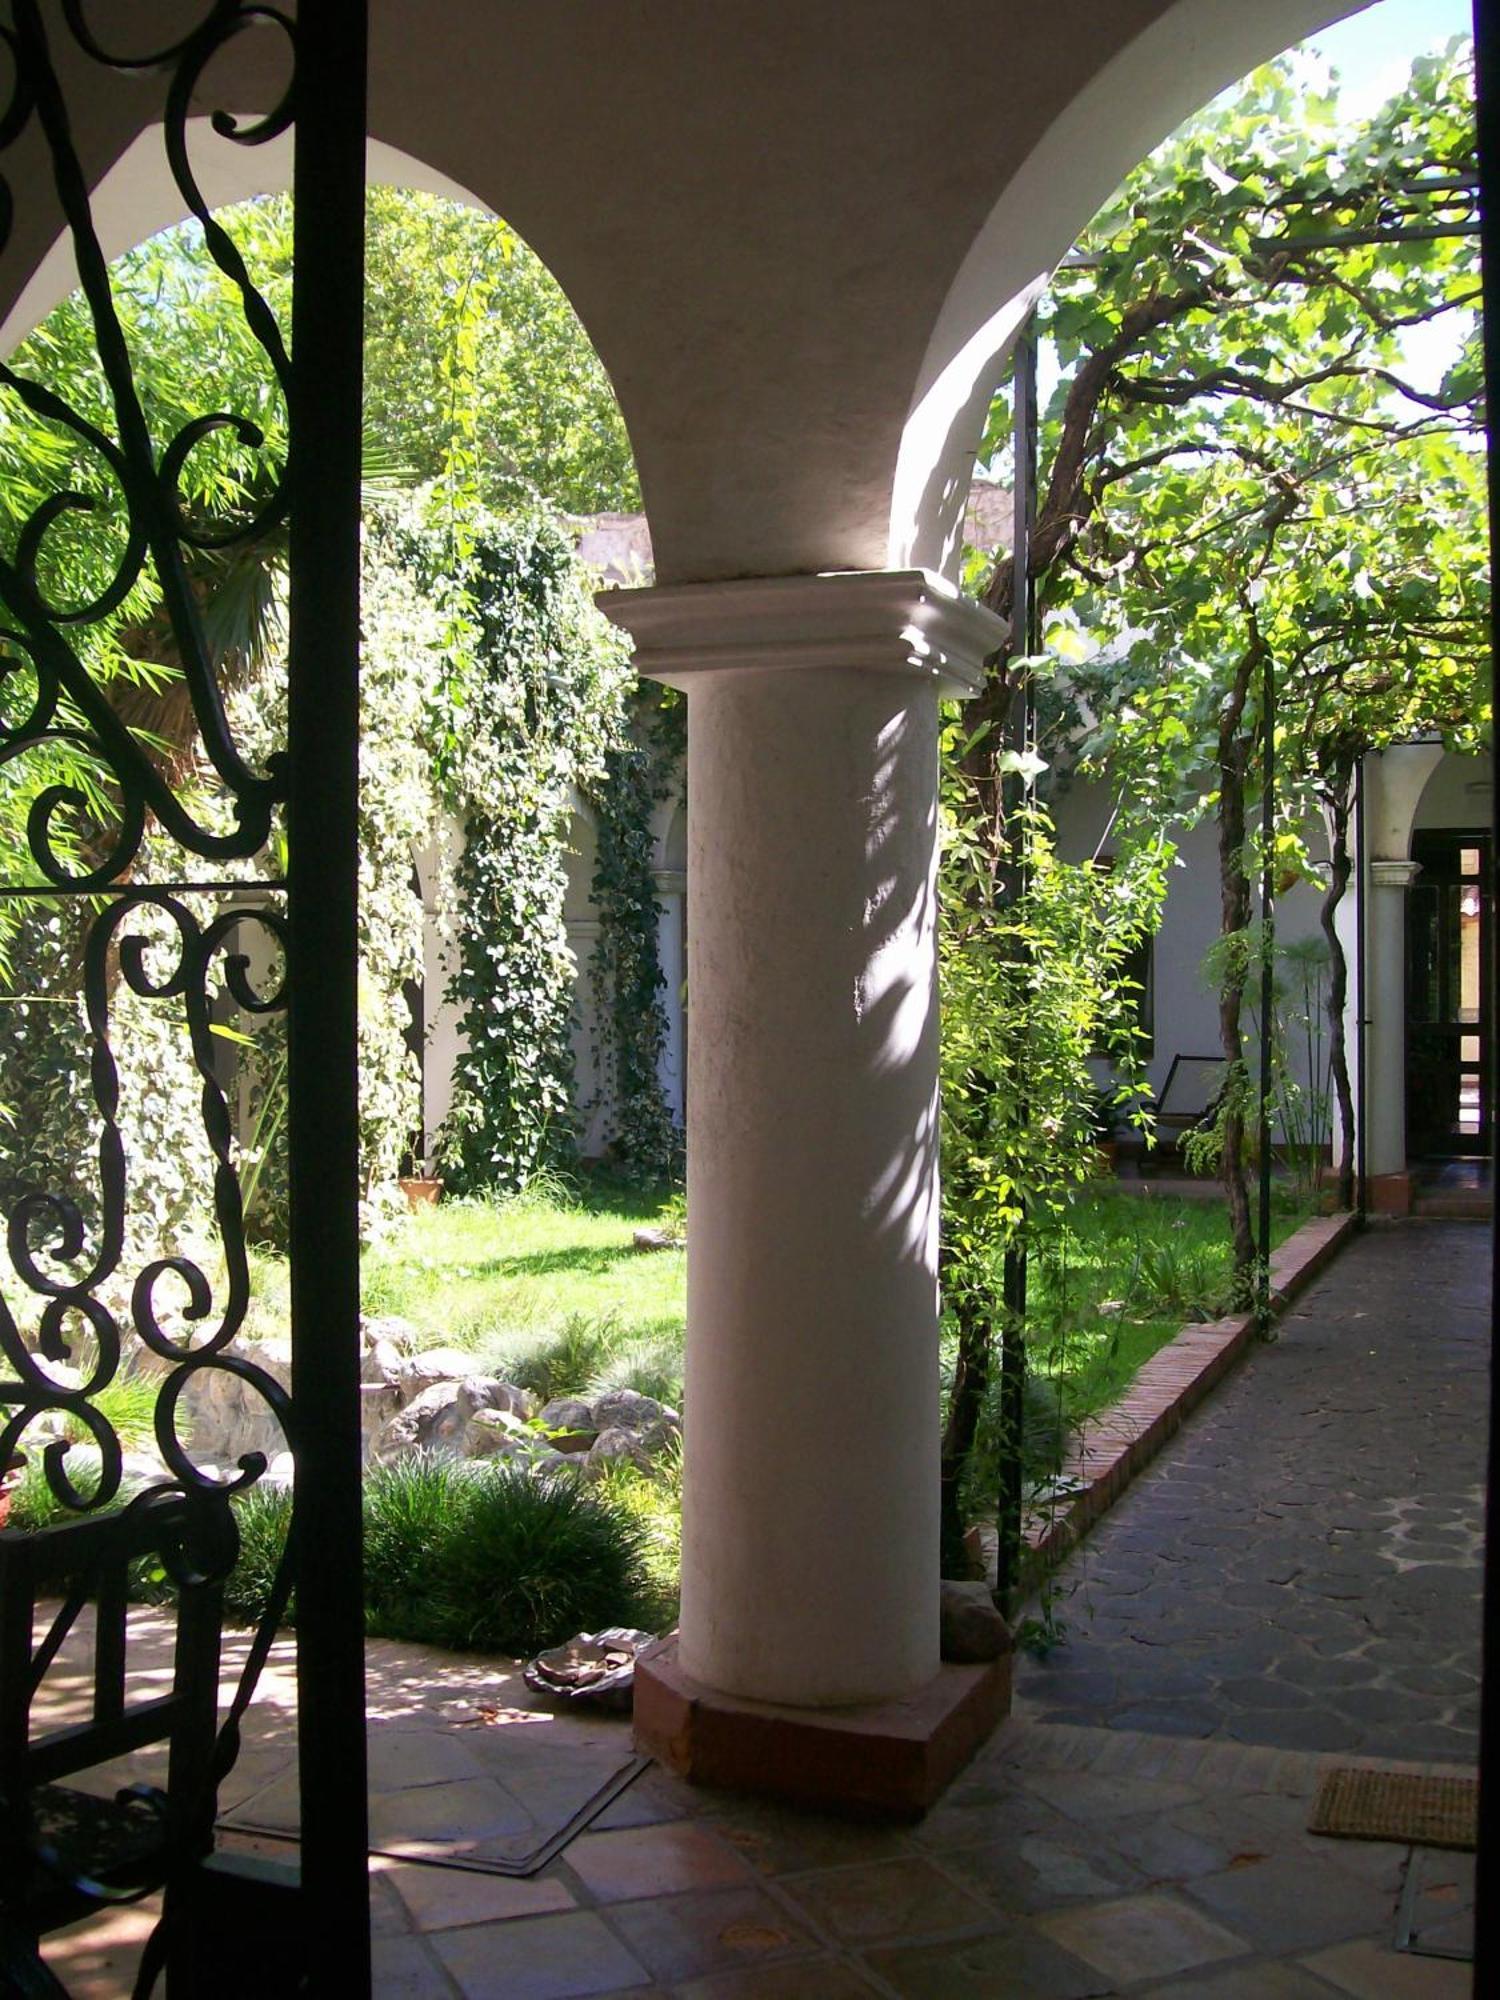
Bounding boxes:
[0,7,300,1579]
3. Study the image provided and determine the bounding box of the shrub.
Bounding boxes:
[361,1452,470,1638]
[361,1452,652,1657]
[589,1443,682,1631]
[225,1481,296,1626]
[424,1461,650,1656]
[506,1312,620,1402]
[584,1331,683,1409]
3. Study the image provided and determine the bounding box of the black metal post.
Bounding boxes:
[286,7,371,1993]
[1472,0,1498,1989]
[996,315,1038,1605]
[1354,762,1368,1225]
[1257,650,1275,1333]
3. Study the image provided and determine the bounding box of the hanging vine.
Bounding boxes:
[419,506,634,1193]
[586,686,683,1184]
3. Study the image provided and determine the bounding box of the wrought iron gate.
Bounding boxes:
[0,3,370,1989]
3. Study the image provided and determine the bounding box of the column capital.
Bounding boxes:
[1370,859,1423,891]
[597,568,1005,698]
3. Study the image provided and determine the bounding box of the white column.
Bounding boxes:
[652,869,687,1127]
[601,572,1000,1708]
[1366,859,1421,1178]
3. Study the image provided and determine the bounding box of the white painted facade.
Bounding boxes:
[1048,745,1492,1179]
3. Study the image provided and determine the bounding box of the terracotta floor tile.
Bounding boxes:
[777,1855,993,1944]
[943,1826,1144,1913]
[1035,1890,1249,1984]
[1299,1936,1476,1999]
[40,1901,160,1999]
[672,1960,885,1998]
[603,1885,818,1983]
[1135,1962,1346,1998]
[373,1934,461,1998]
[704,1804,916,1877]
[865,1919,1115,1999]
[565,1821,751,1902]
[432,1909,651,1999]
[388,1859,578,1931]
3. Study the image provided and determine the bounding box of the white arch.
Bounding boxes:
[890,0,1363,577]
[0,121,488,355]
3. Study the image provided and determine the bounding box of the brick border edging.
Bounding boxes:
[1020,1209,1358,1581]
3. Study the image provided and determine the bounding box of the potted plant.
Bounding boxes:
[398,1153,444,1210]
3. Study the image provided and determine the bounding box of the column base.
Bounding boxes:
[1367,1172,1413,1215]
[633,1636,1012,1819]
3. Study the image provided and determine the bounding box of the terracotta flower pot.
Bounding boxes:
[398,1176,444,1210]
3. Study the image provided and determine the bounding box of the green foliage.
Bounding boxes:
[939,783,1166,1270]
[975,45,1486,1294]
[2,181,650,1250]
[588,1442,683,1631]
[225,1453,656,1656]
[224,1482,297,1627]
[361,188,638,516]
[586,721,682,1183]
[504,1311,622,1403]
[363,1454,652,1656]
[422,508,635,1193]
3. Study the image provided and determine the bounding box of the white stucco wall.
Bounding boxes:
[1050,776,1331,1129]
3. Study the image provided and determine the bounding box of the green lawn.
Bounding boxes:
[243,1170,1312,1471]
[354,1178,688,1403]
[1023,1182,1312,1421]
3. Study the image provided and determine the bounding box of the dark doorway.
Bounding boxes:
[1408,828,1492,1159]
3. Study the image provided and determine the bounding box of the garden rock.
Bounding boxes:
[397,1347,486,1398]
[177,1342,291,1469]
[537,1397,597,1452]
[589,1389,665,1434]
[632,1228,683,1253]
[463,1377,538,1422]
[939,1580,1013,1664]
[373,1380,473,1460]
[361,1329,408,1387]
[584,1426,654,1477]
[462,1408,534,1457]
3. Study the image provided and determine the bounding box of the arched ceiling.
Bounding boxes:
[1,1,1370,584]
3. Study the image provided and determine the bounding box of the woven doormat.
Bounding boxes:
[1309,1768,1478,1851]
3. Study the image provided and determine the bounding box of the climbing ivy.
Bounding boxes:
[418,507,635,1193]
[586,692,682,1184]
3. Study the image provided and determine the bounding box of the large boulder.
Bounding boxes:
[373,1376,540,1461]
[396,1348,487,1399]
[583,1426,654,1478]
[589,1388,665,1433]
[537,1397,597,1453]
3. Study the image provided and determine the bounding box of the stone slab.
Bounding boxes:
[633,1637,1012,1818]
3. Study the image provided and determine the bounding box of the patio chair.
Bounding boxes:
[1145,1053,1225,1158]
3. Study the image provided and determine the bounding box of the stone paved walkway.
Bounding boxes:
[1017,1219,1488,1763]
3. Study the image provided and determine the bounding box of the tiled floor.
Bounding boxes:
[41,1711,1475,1996]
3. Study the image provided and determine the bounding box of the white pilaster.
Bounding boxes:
[601,571,1000,1707]
[1366,859,1422,1178]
